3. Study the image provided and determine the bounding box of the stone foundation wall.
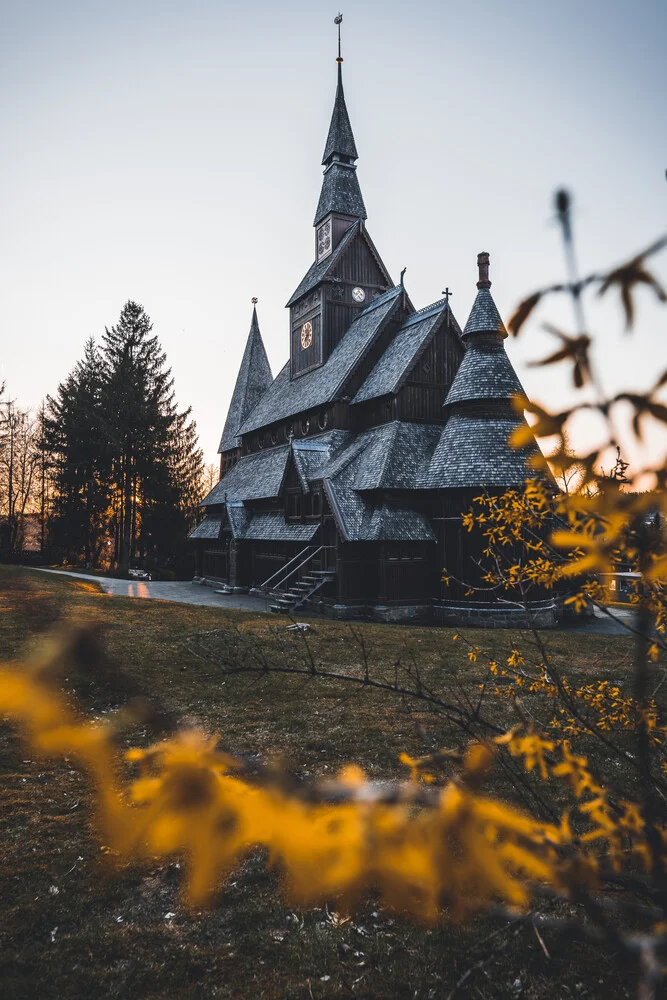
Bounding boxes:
[371,604,433,623]
[433,603,557,629]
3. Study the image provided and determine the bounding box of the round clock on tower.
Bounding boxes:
[300,321,313,349]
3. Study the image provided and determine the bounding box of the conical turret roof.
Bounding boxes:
[462,287,507,338]
[444,340,523,407]
[420,252,541,488]
[218,306,273,453]
[445,252,518,406]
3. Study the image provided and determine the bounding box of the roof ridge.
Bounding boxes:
[412,297,448,318]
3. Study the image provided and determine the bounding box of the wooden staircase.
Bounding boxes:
[268,569,336,614]
[257,545,336,615]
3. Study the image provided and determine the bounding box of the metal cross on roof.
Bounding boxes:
[442,287,453,302]
[251,297,258,304]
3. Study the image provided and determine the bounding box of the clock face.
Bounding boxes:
[317,219,332,261]
[352,286,366,303]
[300,321,313,350]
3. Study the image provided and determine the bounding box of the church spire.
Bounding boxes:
[314,15,366,227]
[218,301,273,454]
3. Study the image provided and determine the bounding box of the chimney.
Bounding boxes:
[476,251,491,290]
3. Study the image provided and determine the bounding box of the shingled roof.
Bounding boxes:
[322,63,358,164]
[420,408,538,489]
[350,421,442,490]
[314,163,366,227]
[422,256,540,488]
[189,517,222,540]
[244,513,319,542]
[202,445,290,506]
[462,287,507,339]
[444,339,524,407]
[316,422,441,542]
[218,307,273,453]
[238,287,404,436]
[292,433,349,493]
[352,300,458,404]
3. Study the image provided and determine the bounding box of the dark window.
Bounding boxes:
[271,427,278,446]
[301,417,310,435]
[318,411,329,430]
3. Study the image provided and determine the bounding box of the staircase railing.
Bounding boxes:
[259,544,335,595]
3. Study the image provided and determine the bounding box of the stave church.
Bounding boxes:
[190,36,552,627]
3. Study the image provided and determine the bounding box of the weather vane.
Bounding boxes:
[334,13,343,63]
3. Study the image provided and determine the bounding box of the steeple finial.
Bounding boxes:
[335,13,343,63]
[314,16,366,227]
[477,251,491,289]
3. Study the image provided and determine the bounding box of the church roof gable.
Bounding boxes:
[218,307,273,453]
[286,221,360,307]
[317,422,441,541]
[238,287,403,436]
[352,300,453,404]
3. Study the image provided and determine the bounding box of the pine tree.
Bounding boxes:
[100,301,203,575]
[46,340,111,565]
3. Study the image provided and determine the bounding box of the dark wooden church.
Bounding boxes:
[190,48,552,626]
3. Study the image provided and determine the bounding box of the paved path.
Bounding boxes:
[29,568,637,636]
[33,568,271,613]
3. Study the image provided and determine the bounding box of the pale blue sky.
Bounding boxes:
[1,0,665,466]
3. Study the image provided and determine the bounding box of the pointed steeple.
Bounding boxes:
[218,302,273,453]
[322,63,359,164]
[314,20,366,227]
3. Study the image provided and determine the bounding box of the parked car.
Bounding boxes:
[128,567,152,581]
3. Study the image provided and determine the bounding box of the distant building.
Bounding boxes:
[191,48,551,626]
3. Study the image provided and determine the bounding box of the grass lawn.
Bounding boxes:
[0,565,643,999]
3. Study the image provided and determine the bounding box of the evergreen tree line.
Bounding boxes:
[0,301,205,577]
